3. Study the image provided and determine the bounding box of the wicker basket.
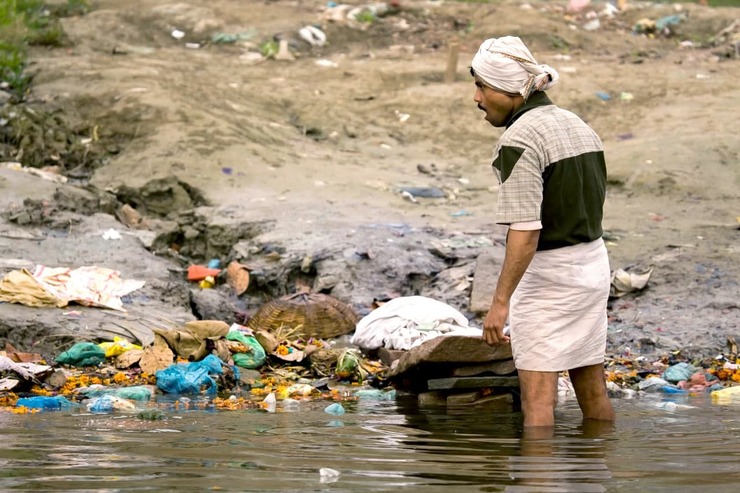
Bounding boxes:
[249,293,359,339]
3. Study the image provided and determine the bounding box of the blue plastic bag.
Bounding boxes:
[16,395,77,411]
[156,354,224,394]
[662,362,697,383]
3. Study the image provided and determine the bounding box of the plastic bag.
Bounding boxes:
[87,395,137,413]
[77,385,153,401]
[98,337,142,358]
[662,362,697,383]
[55,342,106,367]
[226,329,266,369]
[155,354,224,394]
[16,395,77,411]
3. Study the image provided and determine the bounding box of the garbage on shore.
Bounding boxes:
[2,288,740,417]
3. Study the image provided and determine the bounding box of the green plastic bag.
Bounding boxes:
[226,330,266,369]
[78,385,153,401]
[56,342,106,367]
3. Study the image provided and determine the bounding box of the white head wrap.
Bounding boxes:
[471,36,559,101]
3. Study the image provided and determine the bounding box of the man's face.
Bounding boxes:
[473,76,519,128]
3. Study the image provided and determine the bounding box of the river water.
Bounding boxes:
[1,393,739,492]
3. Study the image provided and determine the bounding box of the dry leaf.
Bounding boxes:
[139,337,174,374]
[118,203,142,228]
[226,260,250,295]
[115,348,144,369]
[271,349,306,363]
[4,342,43,363]
[254,330,278,353]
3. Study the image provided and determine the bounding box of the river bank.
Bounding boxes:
[1,0,739,363]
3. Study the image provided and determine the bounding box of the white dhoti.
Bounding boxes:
[510,238,610,371]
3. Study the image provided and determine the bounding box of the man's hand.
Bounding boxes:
[481,227,540,346]
[483,301,510,345]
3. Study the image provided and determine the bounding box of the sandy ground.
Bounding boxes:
[2,0,739,358]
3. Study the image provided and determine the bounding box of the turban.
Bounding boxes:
[471,36,559,101]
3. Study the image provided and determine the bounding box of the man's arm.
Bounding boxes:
[483,228,540,345]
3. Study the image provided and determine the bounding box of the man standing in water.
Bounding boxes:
[471,36,614,427]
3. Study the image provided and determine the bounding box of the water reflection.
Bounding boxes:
[2,395,740,491]
[397,395,615,492]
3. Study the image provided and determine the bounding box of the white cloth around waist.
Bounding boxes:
[509,238,610,371]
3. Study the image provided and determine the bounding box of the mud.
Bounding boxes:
[0,0,738,362]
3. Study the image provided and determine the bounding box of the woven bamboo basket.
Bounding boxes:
[248,293,359,339]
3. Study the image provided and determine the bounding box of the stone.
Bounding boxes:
[388,336,513,378]
[427,375,520,391]
[446,391,480,405]
[45,369,70,389]
[377,347,405,367]
[238,369,262,385]
[190,288,238,322]
[451,359,517,377]
[469,247,505,313]
[470,393,514,412]
[417,391,447,407]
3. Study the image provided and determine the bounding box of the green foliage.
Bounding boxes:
[354,10,376,24]
[260,40,279,58]
[0,0,87,99]
[0,41,31,96]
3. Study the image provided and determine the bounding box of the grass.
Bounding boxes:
[0,0,89,100]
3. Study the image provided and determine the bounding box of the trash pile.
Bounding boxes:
[604,339,740,405]
[3,266,740,416]
[0,314,392,416]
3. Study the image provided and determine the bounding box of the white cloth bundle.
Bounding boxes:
[350,296,482,351]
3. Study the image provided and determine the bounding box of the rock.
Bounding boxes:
[45,369,70,389]
[238,369,262,385]
[451,359,517,377]
[469,393,514,412]
[427,375,520,391]
[446,391,480,405]
[388,336,513,378]
[377,347,405,367]
[469,248,505,313]
[417,391,447,406]
[190,287,238,322]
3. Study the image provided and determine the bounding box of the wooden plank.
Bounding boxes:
[428,375,519,390]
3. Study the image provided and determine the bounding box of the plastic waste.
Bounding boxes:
[324,403,345,415]
[98,336,141,358]
[711,385,740,403]
[355,388,396,401]
[282,398,300,411]
[287,384,315,397]
[226,328,266,369]
[77,385,153,401]
[55,342,106,367]
[657,401,693,411]
[319,467,340,483]
[87,395,137,413]
[662,362,697,383]
[298,25,327,47]
[156,354,223,394]
[16,395,77,411]
[639,376,670,392]
[261,392,276,413]
[661,385,686,394]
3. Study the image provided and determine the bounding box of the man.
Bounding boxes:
[471,36,614,427]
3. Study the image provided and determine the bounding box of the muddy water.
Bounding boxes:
[1,395,739,492]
